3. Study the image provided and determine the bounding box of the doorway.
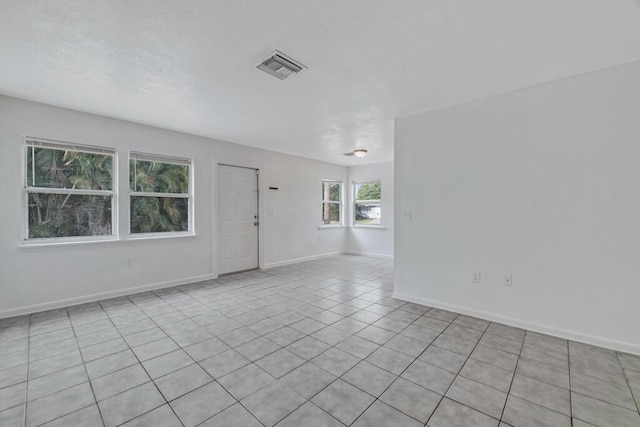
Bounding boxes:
[218,164,259,274]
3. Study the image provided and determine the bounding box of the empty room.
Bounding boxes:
[1,1,639,426]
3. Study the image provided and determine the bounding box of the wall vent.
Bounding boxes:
[257,51,305,80]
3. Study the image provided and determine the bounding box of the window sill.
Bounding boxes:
[18,233,196,249]
[126,232,195,241]
[317,225,346,230]
[350,225,387,230]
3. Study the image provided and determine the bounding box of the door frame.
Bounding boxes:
[215,162,261,275]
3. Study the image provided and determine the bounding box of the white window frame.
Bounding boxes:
[321,179,343,226]
[353,179,382,227]
[23,137,117,243]
[129,151,193,236]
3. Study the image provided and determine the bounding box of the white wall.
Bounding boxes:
[346,161,394,259]
[394,61,640,354]
[0,96,347,317]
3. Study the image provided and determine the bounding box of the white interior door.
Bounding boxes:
[218,165,259,274]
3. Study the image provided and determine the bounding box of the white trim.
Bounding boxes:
[18,232,196,249]
[216,163,261,275]
[19,235,118,248]
[352,179,382,226]
[350,225,387,230]
[321,179,344,226]
[129,152,193,235]
[25,187,114,196]
[26,136,115,155]
[0,273,218,319]
[263,251,346,269]
[126,231,195,240]
[317,225,346,230]
[129,191,189,199]
[345,250,393,260]
[392,292,640,356]
[24,138,117,241]
[129,151,191,165]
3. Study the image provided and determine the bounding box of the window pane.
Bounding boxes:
[321,202,341,224]
[130,196,188,233]
[355,203,381,225]
[322,181,341,202]
[355,181,381,201]
[130,159,189,193]
[27,146,113,190]
[28,193,112,238]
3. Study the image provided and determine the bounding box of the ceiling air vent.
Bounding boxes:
[257,50,305,80]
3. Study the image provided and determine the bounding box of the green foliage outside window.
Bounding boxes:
[129,160,188,193]
[355,181,381,201]
[25,144,192,238]
[129,158,190,233]
[322,180,342,224]
[354,181,381,225]
[26,146,113,238]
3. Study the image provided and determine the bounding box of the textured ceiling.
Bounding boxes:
[1,1,640,165]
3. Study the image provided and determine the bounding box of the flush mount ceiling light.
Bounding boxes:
[344,149,368,158]
[257,50,306,80]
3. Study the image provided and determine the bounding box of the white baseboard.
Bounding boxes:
[345,250,394,260]
[263,251,346,269]
[393,292,640,356]
[0,273,218,319]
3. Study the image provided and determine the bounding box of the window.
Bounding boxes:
[129,152,191,234]
[321,179,342,225]
[353,180,381,225]
[25,138,115,239]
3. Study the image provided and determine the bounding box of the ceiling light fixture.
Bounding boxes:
[257,50,306,80]
[353,149,368,158]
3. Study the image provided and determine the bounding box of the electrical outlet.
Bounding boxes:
[403,210,412,220]
[127,258,133,267]
[472,272,481,284]
[504,275,513,287]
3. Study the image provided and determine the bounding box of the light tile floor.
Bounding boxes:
[1,255,639,426]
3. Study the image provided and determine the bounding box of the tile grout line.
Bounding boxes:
[191,268,393,426]
[509,339,639,416]
[568,339,574,427]
[542,348,639,416]
[615,351,640,416]
[197,269,396,425]
[496,339,577,421]
[42,305,181,424]
[497,331,526,424]
[285,271,404,425]
[198,278,468,425]
[147,328,266,427]
[1,258,389,425]
[66,307,107,427]
[347,308,510,425]
[205,294,384,425]
[233,295,632,427]
[452,334,579,418]
[100,295,188,427]
[23,314,32,427]
[423,314,498,426]
[21,311,98,427]
[9,264,423,425]
[119,287,300,426]
[11,258,634,426]
[349,307,445,426]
